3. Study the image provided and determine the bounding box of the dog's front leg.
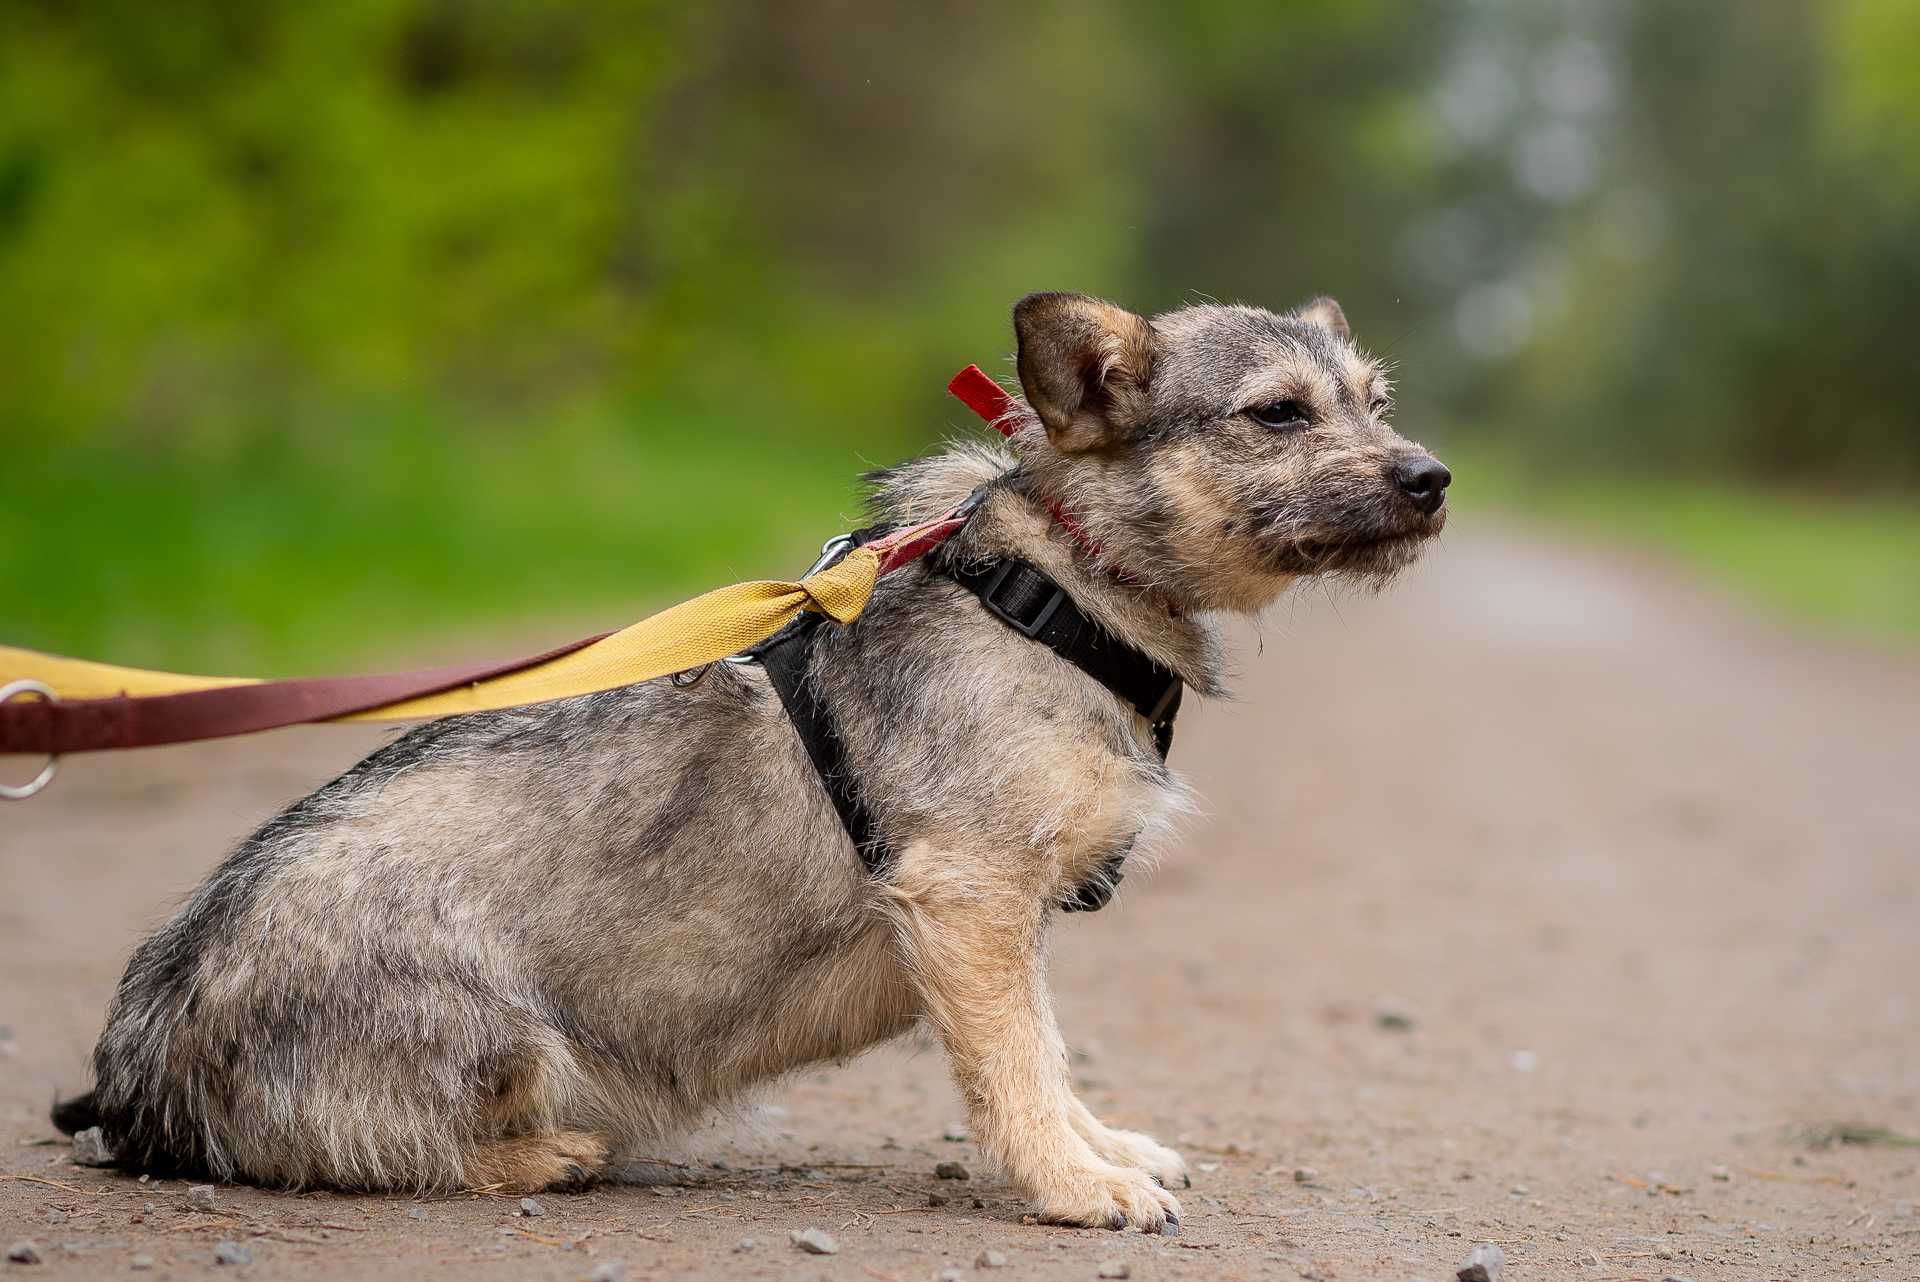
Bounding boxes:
[886,842,1181,1232]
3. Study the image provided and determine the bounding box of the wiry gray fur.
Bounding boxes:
[58,295,1447,1204]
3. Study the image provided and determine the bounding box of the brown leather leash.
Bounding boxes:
[0,366,1030,798]
[0,633,609,759]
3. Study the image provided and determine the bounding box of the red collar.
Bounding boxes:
[946,366,1104,555]
[946,365,1170,605]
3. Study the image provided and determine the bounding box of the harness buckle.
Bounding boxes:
[804,533,858,579]
[979,562,1066,638]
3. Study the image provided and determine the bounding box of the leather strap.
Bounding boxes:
[0,498,982,758]
[1,635,608,756]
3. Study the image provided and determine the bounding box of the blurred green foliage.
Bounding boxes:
[1,0,1916,667]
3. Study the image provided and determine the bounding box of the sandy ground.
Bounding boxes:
[3,523,1918,1282]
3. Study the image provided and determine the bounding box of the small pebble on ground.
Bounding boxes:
[406,1204,428,1221]
[733,1237,757,1253]
[1456,1242,1505,1282]
[976,1247,1009,1267]
[789,1227,838,1255]
[187,1185,217,1211]
[213,1241,252,1267]
[587,1261,627,1282]
[1096,1262,1131,1279]
[1374,1004,1416,1031]
[944,1123,969,1142]
[70,1126,115,1167]
[518,1197,545,1217]
[5,1241,41,1265]
[935,1161,971,1180]
[129,1256,153,1271]
[1293,1166,1318,1183]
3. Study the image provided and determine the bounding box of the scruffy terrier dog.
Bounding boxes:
[55,293,1448,1232]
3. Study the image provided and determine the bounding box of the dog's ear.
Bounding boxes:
[1295,295,1350,341]
[1013,292,1155,453]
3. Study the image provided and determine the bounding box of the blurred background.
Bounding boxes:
[2,0,1916,670]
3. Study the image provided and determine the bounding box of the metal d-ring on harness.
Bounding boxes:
[736,525,1185,913]
[1,679,59,800]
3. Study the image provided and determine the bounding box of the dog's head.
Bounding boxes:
[1011,292,1449,613]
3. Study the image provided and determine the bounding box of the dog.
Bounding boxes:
[53,292,1448,1232]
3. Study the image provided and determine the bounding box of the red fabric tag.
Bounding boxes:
[946,364,1113,567]
[947,364,1021,436]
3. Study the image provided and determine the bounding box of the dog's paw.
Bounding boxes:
[1084,1126,1190,1190]
[1030,1163,1182,1233]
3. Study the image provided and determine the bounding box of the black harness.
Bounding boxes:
[745,531,1184,913]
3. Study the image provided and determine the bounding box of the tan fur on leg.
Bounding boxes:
[464,1131,609,1192]
[886,842,1180,1232]
[1068,1098,1190,1189]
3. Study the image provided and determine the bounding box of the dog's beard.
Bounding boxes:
[1257,507,1445,585]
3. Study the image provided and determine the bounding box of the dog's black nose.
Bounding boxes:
[1393,454,1451,515]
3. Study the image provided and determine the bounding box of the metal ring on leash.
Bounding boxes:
[1,679,58,801]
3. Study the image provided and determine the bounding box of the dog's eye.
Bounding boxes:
[1248,400,1310,430]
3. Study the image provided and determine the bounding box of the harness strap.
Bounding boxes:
[756,532,1183,911]
[755,610,890,878]
[935,556,1184,758]
[937,555,1182,913]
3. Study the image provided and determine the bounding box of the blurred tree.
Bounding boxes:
[1,0,1914,663]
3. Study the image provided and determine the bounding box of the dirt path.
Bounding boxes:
[4,523,1918,1281]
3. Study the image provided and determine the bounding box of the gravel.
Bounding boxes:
[1456,1242,1505,1282]
[789,1227,838,1255]
[186,1185,217,1211]
[934,1161,971,1180]
[69,1126,116,1167]
[213,1241,252,1267]
[5,1241,41,1265]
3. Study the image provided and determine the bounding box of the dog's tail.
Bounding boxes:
[50,1089,101,1136]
